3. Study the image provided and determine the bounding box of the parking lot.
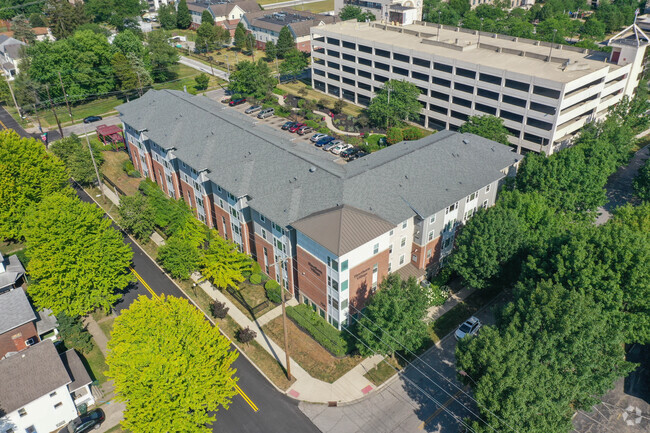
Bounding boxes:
[224,99,356,165]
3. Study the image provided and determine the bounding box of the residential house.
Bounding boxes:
[0,35,25,80]
[118,89,521,329]
[241,9,338,52]
[207,1,260,37]
[0,340,94,433]
[0,252,25,292]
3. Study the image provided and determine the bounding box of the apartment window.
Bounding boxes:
[455,67,476,79]
[393,66,409,76]
[400,237,406,247]
[375,48,390,58]
[392,52,410,63]
[475,102,497,115]
[374,61,389,71]
[219,199,224,208]
[482,199,489,209]
[450,110,469,121]
[259,213,266,222]
[358,56,372,66]
[375,74,388,83]
[272,222,282,232]
[464,208,475,220]
[399,255,405,265]
[388,262,392,272]
[526,117,553,131]
[197,197,203,207]
[331,260,339,272]
[54,402,63,409]
[18,408,27,417]
[341,260,348,271]
[332,280,339,291]
[532,85,561,99]
[389,229,394,236]
[500,110,524,123]
[485,184,491,193]
[430,90,449,101]
[358,44,372,53]
[328,73,340,82]
[442,237,452,249]
[413,57,431,68]
[342,53,355,62]
[373,264,378,274]
[327,37,340,45]
[467,191,478,202]
[332,298,339,310]
[430,214,436,224]
[433,62,453,73]
[479,73,501,85]
[389,244,393,254]
[342,40,355,49]
[433,77,451,87]
[453,96,472,108]
[373,243,379,254]
[446,202,459,213]
[427,249,432,258]
[444,218,457,232]
[412,71,428,82]
[428,230,434,242]
[49,392,57,397]
[412,254,417,262]
[402,220,408,229]
[341,299,349,309]
[502,94,526,107]
[429,104,448,115]
[261,228,267,240]
[341,280,348,291]
[327,50,340,59]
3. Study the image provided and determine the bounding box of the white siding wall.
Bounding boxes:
[1,385,77,433]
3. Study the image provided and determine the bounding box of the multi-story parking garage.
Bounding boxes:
[311,21,648,155]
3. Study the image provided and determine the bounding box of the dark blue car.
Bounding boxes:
[315,136,335,147]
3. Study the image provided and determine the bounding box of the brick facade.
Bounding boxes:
[0,322,38,359]
[295,246,327,311]
[348,249,390,311]
[411,237,442,271]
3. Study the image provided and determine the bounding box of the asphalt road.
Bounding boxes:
[72,183,320,433]
[0,105,35,138]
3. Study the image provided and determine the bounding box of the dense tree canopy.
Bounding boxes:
[0,131,70,240]
[634,157,650,201]
[276,26,295,58]
[367,80,421,128]
[23,193,132,316]
[158,3,177,30]
[176,0,192,29]
[147,29,180,82]
[107,295,238,433]
[228,59,277,98]
[339,5,376,21]
[49,134,104,185]
[458,115,509,145]
[200,232,253,289]
[45,0,90,40]
[279,48,308,78]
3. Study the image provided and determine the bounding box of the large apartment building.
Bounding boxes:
[310,21,648,155]
[118,89,521,329]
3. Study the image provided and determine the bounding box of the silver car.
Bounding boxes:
[245,105,262,114]
[310,133,327,143]
[454,316,481,340]
[323,140,343,151]
[257,108,274,119]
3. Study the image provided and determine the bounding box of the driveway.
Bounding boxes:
[300,295,503,433]
[62,115,121,138]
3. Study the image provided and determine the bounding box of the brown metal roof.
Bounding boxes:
[291,205,394,256]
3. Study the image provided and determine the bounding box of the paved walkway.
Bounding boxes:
[426,286,474,322]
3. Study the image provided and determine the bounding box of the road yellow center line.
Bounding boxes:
[418,386,468,430]
[0,118,7,131]
[128,267,259,413]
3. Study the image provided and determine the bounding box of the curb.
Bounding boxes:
[80,183,288,396]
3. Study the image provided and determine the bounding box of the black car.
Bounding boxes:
[60,409,105,433]
[83,115,102,124]
[340,147,359,158]
[281,121,296,130]
[348,150,368,161]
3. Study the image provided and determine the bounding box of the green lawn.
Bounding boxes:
[98,318,115,340]
[294,0,334,13]
[364,357,402,386]
[80,342,109,385]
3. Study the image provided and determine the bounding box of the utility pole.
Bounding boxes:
[5,79,21,117]
[45,84,63,138]
[206,43,214,76]
[275,55,280,83]
[32,90,42,133]
[274,257,292,380]
[81,121,106,203]
[57,71,73,124]
[386,85,391,130]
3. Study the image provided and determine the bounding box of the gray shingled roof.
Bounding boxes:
[243,9,337,37]
[60,349,92,392]
[117,90,521,230]
[209,0,259,16]
[0,287,35,335]
[292,205,395,255]
[0,253,25,290]
[0,340,71,414]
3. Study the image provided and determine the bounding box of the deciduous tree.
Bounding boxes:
[228,59,276,98]
[634,157,650,202]
[459,115,509,145]
[112,29,144,57]
[194,72,210,90]
[49,134,104,185]
[201,9,214,25]
[278,48,307,78]
[367,79,421,128]
[0,131,69,240]
[264,40,276,60]
[118,194,156,241]
[158,4,177,30]
[23,193,133,316]
[200,232,253,289]
[147,29,179,82]
[45,0,90,40]
[107,295,238,433]
[157,235,201,280]
[355,275,429,358]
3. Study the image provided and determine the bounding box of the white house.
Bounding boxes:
[0,35,25,80]
[0,340,94,433]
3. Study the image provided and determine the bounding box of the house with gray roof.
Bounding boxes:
[0,251,25,292]
[118,89,521,329]
[0,34,25,80]
[0,340,82,433]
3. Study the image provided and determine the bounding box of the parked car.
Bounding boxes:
[60,409,105,433]
[245,105,262,114]
[83,115,102,124]
[297,125,313,135]
[323,140,341,151]
[228,97,246,106]
[348,150,368,161]
[331,143,352,155]
[315,136,335,147]
[257,108,274,119]
[282,121,297,130]
[340,147,358,158]
[310,133,327,142]
[455,316,481,340]
[289,122,306,133]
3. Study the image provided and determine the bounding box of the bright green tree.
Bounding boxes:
[196,19,220,51]
[228,59,277,98]
[613,202,650,233]
[118,194,156,241]
[367,79,421,128]
[456,281,635,433]
[23,193,133,316]
[49,134,104,185]
[0,131,70,240]
[56,312,94,353]
[176,0,192,29]
[147,29,179,82]
[45,0,90,40]
[107,295,238,433]
[276,26,294,58]
[634,157,650,201]
[200,231,253,289]
[157,235,201,280]
[264,40,277,60]
[234,22,247,50]
[355,275,429,358]
[338,5,374,21]
[278,48,307,78]
[112,29,144,57]
[581,17,606,39]
[459,115,509,145]
[158,4,177,30]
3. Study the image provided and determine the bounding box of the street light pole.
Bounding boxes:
[438,11,442,41]
[273,256,292,380]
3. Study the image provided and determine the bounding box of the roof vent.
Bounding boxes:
[309,166,316,173]
[405,175,409,179]
[462,138,469,144]
[293,176,298,181]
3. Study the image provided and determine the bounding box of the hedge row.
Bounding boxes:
[286,304,348,357]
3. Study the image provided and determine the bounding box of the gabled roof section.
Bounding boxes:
[0,340,71,414]
[0,287,35,335]
[60,349,92,392]
[291,205,394,256]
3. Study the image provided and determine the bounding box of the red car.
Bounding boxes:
[289,122,306,133]
[228,97,246,106]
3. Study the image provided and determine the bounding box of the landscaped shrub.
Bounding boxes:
[249,273,262,285]
[402,126,423,141]
[272,87,287,96]
[122,160,140,178]
[386,127,404,145]
[212,300,229,319]
[265,279,282,303]
[251,261,261,274]
[286,304,349,356]
[275,106,292,117]
[237,327,257,345]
